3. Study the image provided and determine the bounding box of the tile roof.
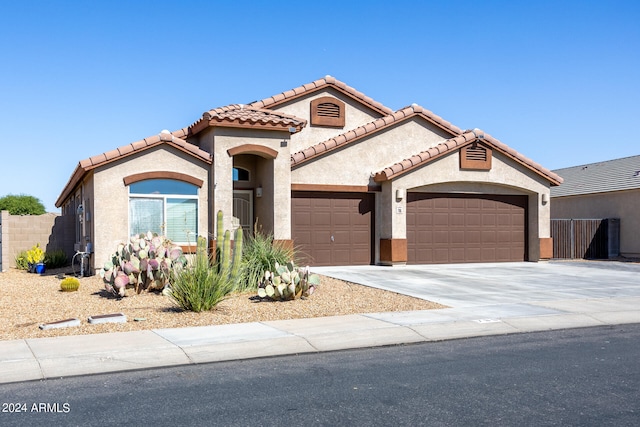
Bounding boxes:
[373,129,563,186]
[250,75,394,116]
[55,131,211,207]
[290,104,463,166]
[188,104,307,135]
[551,154,640,197]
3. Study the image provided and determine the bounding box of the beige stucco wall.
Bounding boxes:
[273,88,385,153]
[91,146,210,270]
[291,118,452,186]
[208,127,292,241]
[551,190,640,257]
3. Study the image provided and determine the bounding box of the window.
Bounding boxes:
[129,179,198,244]
[310,96,345,127]
[233,167,250,181]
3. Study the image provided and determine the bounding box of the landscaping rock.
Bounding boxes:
[88,313,127,325]
[39,318,81,330]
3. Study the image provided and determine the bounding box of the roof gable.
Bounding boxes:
[290,104,463,167]
[55,131,211,207]
[551,154,640,197]
[250,75,394,117]
[373,129,563,186]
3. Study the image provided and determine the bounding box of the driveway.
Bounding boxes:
[311,260,640,320]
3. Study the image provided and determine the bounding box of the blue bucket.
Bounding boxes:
[35,263,46,275]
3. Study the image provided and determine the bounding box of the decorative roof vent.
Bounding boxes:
[310,96,345,127]
[460,142,492,170]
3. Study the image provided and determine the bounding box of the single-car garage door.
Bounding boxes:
[407,193,527,264]
[292,191,374,266]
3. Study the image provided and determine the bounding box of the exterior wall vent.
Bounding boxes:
[310,96,345,127]
[460,142,492,170]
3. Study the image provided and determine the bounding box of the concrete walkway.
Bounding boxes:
[1,261,639,384]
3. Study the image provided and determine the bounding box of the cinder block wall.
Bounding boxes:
[0,211,75,271]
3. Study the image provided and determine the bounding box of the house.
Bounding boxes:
[55,76,562,271]
[551,155,640,258]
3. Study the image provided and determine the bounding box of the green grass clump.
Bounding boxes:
[15,250,29,270]
[240,230,296,292]
[169,240,234,312]
[45,249,68,268]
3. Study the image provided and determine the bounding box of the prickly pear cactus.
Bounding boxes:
[99,231,187,297]
[257,261,319,301]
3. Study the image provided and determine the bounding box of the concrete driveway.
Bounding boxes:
[311,260,640,320]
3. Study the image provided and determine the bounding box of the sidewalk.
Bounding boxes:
[2,294,639,384]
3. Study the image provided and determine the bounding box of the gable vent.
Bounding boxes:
[316,102,341,118]
[460,142,492,170]
[465,144,487,161]
[310,96,345,127]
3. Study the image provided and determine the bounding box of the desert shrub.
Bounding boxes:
[241,229,296,292]
[44,249,68,268]
[169,237,234,312]
[15,250,29,270]
[0,194,45,215]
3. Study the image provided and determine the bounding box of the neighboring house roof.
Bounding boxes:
[188,104,307,135]
[551,154,640,197]
[290,104,464,167]
[373,129,563,186]
[55,131,211,207]
[249,75,394,116]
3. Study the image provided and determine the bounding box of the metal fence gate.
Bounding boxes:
[551,218,620,259]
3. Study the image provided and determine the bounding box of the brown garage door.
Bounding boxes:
[292,191,374,266]
[407,193,527,264]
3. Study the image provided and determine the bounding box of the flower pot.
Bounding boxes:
[28,263,36,273]
[35,263,46,275]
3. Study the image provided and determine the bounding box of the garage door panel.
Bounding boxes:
[408,193,527,264]
[292,192,373,266]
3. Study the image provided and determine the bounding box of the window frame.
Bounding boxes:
[128,179,199,245]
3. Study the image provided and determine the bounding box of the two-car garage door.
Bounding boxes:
[291,191,527,266]
[407,193,528,264]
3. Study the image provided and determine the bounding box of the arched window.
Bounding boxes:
[129,179,198,244]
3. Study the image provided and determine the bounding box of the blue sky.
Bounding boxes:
[1,0,638,212]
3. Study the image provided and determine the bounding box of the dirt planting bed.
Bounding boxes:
[0,268,445,341]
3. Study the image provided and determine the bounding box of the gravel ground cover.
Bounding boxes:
[0,268,445,340]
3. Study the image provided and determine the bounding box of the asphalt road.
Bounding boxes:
[1,325,639,426]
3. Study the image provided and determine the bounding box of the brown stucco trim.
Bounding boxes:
[539,237,553,259]
[291,184,382,192]
[379,239,408,264]
[123,172,204,187]
[227,144,279,159]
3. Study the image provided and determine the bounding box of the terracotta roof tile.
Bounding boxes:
[189,104,306,135]
[373,129,562,185]
[250,75,394,116]
[56,131,212,207]
[290,104,463,167]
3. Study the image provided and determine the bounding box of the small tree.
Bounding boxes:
[0,194,46,215]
